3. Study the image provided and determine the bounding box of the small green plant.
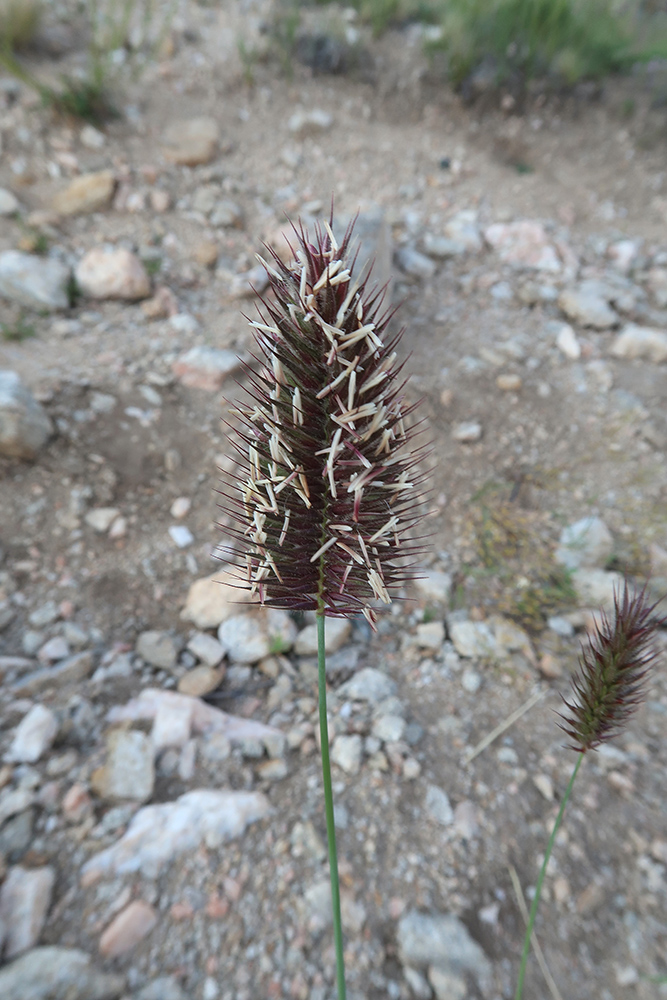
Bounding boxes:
[0,0,43,52]
[141,256,162,278]
[1,313,35,342]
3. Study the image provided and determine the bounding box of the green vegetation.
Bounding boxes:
[0,0,43,51]
[1,313,35,342]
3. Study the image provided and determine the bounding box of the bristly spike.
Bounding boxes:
[220,215,428,625]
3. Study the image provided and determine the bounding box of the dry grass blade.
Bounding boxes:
[464,688,546,764]
[508,864,565,1000]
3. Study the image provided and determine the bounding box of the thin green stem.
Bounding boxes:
[515,753,584,1000]
[316,611,346,1000]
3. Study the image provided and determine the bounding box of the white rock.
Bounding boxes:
[484,221,561,272]
[452,421,482,443]
[371,714,406,743]
[151,699,194,752]
[559,286,618,328]
[79,125,106,149]
[170,497,191,519]
[0,371,53,459]
[0,866,55,958]
[571,568,625,609]
[607,239,640,273]
[84,507,119,533]
[396,246,436,279]
[555,322,581,359]
[331,734,363,775]
[413,569,452,605]
[294,617,351,655]
[425,785,454,826]
[448,620,496,659]
[461,668,482,693]
[0,188,20,216]
[172,345,241,391]
[81,789,270,882]
[338,667,397,703]
[137,630,180,670]
[397,911,491,990]
[288,108,333,137]
[555,516,613,570]
[161,117,219,166]
[93,729,155,802]
[415,621,445,651]
[610,324,667,363]
[7,705,58,763]
[186,632,224,667]
[0,946,124,1000]
[428,967,467,1000]
[0,251,70,312]
[443,209,482,251]
[218,609,296,663]
[533,773,554,801]
[168,524,194,548]
[75,248,151,301]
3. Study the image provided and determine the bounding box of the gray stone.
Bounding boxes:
[136,630,181,671]
[7,705,58,763]
[0,788,35,827]
[415,621,445,651]
[0,865,55,958]
[559,285,618,328]
[484,220,560,272]
[38,636,70,662]
[461,668,482,693]
[331,734,363,775]
[93,730,155,802]
[397,911,491,990]
[371,714,406,743]
[571,568,625,610]
[186,632,225,667]
[135,977,187,1000]
[84,508,119,533]
[13,651,94,696]
[75,249,151,301]
[448,620,496,659]
[395,246,436,279]
[288,108,333,137]
[555,516,614,571]
[444,210,482,252]
[452,421,482,443]
[217,614,270,663]
[413,570,451,605]
[0,371,53,459]
[28,601,59,628]
[547,615,575,637]
[338,667,397,703]
[425,785,454,826]
[0,188,20,216]
[0,808,34,860]
[610,324,667,363]
[162,117,219,166]
[295,617,351,656]
[0,946,125,1000]
[210,200,244,229]
[0,252,70,312]
[428,967,467,1000]
[172,345,241,391]
[422,234,467,259]
[554,322,581,359]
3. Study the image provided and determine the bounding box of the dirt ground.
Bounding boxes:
[1,3,667,999]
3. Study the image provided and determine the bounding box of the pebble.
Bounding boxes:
[79,125,105,149]
[496,373,522,391]
[570,568,624,609]
[0,865,55,958]
[331,734,363,775]
[193,241,219,267]
[461,668,482,693]
[559,285,618,328]
[413,570,452,605]
[646,267,667,307]
[75,248,151,301]
[256,758,288,781]
[0,788,35,828]
[186,632,225,667]
[415,621,445,651]
[371,714,406,743]
[453,800,479,839]
[62,784,93,823]
[428,967,467,1000]
[180,568,249,629]
[555,516,613,570]
[84,507,120,533]
[136,630,181,670]
[533,773,555,801]
[161,117,220,165]
[210,199,244,228]
[142,285,178,319]
[452,420,482,443]
[0,188,20,215]
[554,322,581,359]
[425,785,454,826]
[538,653,563,679]
[99,900,157,958]
[395,246,436,279]
[172,345,241,391]
[81,789,270,882]
[151,698,194,752]
[287,108,333,137]
[51,170,115,216]
[607,238,640,273]
[397,911,491,990]
[91,730,155,802]
[217,611,278,664]
[484,220,561,272]
[547,615,575,637]
[13,651,94,696]
[170,497,191,519]
[0,946,125,1000]
[0,371,53,459]
[38,636,70,662]
[168,524,194,548]
[403,967,432,999]
[422,234,467,259]
[169,312,199,335]
[7,705,58,763]
[6,252,65,316]
[135,977,187,1000]
[443,209,482,251]
[610,323,667,363]
[295,617,351,655]
[339,667,397,703]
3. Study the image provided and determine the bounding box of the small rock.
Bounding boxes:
[428,967,467,1000]
[186,632,225,667]
[62,784,93,824]
[0,865,55,958]
[404,967,432,999]
[151,698,194,752]
[99,900,157,958]
[372,715,406,743]
[646,267,667,308]
[150,189,171,213]
[256,758,288,781]
[395,246,436,279]
[92,730,155,802]
[295,617,351,655]
[453,800,479,839]
[226,263,271,299]
[161,117,219,165]
[397,911,491,990]
[610,323,667,363]
[142,285,178,319]
[452,421,482,443]
[555,516,613,571]
[135,977,186,1000]
[0,252,70,312]
[422,234,467,259]
[547,615,575,637]
[13,651,94,696]
[37,636,70,663]
[177,665,224,697]
[288,108,333,137]
[136,630,181,671]
[496,373,522,391]
[52,171,115,216]
[168,525,194,548]
[85,507,119,533]
[443,209,482,251]
[79,125,105,150]
[416,621,445,651]
[0,188,20,216]
[169,312,199,335]
[81,789,270,882]
[484,220,561,272]
[571,568,624,610]
[559,286,618,328]
[331,734,363,775]
[413,570,451,605]
[210,200,244,229]
[0,371,53,459]
[0,946,125,1000]
[608,239,640,273]
[338,667,397,703]
[75,248,151,301]
[425,785,454,826]
[172,345,241,391]
[194,241,219,267]
[180,569,250,629]
[555,322,581,359]
[533,773,554,801]
[7,705,58,763]
[538,653,563,679]
[448,620,495,659]
[218,610,292,664]
[461,668,482,693]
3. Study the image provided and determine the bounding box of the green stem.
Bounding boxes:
[316,611,346,1000]
[515,753,584,1000]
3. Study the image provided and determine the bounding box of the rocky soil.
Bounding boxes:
[1,2,667,999]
